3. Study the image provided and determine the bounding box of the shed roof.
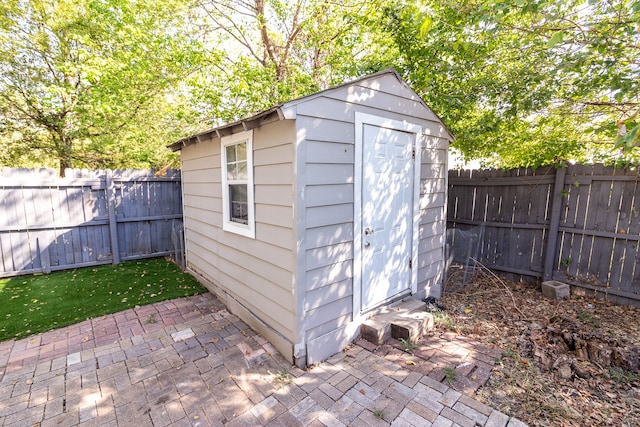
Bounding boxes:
[168,68,452,152]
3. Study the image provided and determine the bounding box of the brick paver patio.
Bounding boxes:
[0,293,526,426]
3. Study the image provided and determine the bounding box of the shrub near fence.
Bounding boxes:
[447,163,640,306]
[0,168,184,278]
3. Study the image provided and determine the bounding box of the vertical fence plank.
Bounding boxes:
[105,169,121,264]
[578,164,601,282]
[543,166,564,280]
[1,167,182,277]
[448,164,640,305]
[595,167,623,285]
[567,164,591,280]
[620,171,640,294]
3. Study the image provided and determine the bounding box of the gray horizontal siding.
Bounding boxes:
[180,121,297,343]
[254,164,293,185]
[299,76,450,361]
[305,164,353,186]
[305,296,351,330]
[254,184,294,207]
[306,204,353,228]
[305,242,353,271]
[305,279,352,311]
[306,184,353,207]
[306,141,354,164]
[415,137,448,298]
[306,224,353,249]
[305,312,351,342]
[324,84,441,123]
[306,260,352,292]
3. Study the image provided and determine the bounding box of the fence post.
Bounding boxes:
[543,166,567,281]
[105,170,121,265]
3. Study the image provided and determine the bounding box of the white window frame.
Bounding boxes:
[221,130,255,238]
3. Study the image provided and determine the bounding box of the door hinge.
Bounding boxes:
[409,259,412,269]
[412,147,416,159]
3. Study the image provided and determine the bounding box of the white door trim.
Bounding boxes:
[353,112,422,321]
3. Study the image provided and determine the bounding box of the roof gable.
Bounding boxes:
[169,69,452,152]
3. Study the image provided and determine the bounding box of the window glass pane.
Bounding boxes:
[236,160,247,180]
[227,162,237,180]
[226,145,236,163]
[229,184,248,224]
[236,142,246,161]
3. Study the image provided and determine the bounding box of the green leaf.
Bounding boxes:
[547,31,565,48]
[419,15,433,38]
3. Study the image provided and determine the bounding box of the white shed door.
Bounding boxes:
[361,123,414,311]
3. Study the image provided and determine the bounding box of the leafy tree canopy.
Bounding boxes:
[380,0,640,167]
[0,0,638,172]
[0,0,204,175]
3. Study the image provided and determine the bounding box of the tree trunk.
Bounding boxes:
[57,135,73,177]
[59,156,72,178]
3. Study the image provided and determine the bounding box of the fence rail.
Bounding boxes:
[0,168,184,278]
[447,164,640,306]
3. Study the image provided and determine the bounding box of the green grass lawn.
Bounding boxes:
[0,258,206,342]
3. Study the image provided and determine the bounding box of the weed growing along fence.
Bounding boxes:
[447,164,640,306]
[0,168,184,278]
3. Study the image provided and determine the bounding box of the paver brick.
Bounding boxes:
[407,400,439,423]
[28,386,49,407]
[267,410,304,426]
[419,374,450,393]
[308,387,335,409]
[431,415,454,427]
[402,370,422,388]
[345,381,381,407]
[507,417,529,427]
[288,396,318,424]
[327,369,350,386]
[0,293,523,427]
[357,408,390,426]
[439,388,462,407]
[485,409,510,427]
[318,382,344,401]
[453,401,489,425]
[79,401,98,422]
[373,396,404,422]
[459,394,493,417]
[390,417,412,427]
[440,406,476,427]
[296,372,324,393]
[330,395,365,424]
[398,407,430,426]
[3,403,44,425]
[335,374,359,393]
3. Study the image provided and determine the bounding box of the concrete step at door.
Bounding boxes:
[360,299,433,345]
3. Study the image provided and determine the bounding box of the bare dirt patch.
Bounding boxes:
[439,266,640,426]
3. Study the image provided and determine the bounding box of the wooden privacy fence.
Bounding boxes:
[447,164,640,305]
[0,168,184,278]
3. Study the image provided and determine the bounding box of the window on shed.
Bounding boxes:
[221,130,255,238]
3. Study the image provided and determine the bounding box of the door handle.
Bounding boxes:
[364,242,371,248]
[364,227,373,235]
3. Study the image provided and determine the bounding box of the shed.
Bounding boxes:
[169,69,452,367]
